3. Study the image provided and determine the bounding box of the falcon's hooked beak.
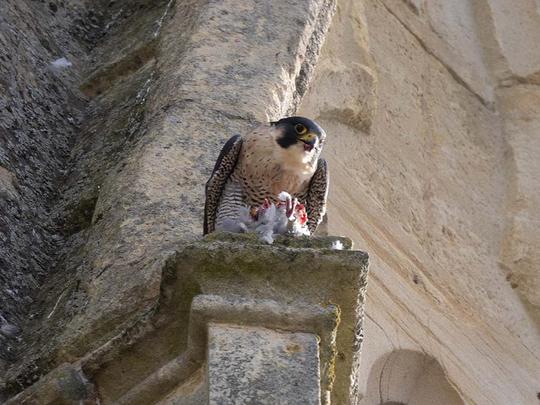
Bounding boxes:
[298,132,317,152]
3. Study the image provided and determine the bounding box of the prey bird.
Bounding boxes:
[204,116,329,236]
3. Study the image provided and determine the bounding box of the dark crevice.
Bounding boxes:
[81,41,158,97]
[63,194,99,235]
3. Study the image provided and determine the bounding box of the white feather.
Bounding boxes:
[278,191,292,201]
[51,57,72,68]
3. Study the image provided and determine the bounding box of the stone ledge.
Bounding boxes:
[204,231,354,249]
[5,235,368,404]
[154,234,368,403]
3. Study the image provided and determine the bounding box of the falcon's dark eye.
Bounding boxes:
[294,124,307,135]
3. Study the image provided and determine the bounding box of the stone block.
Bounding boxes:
[208,324,320,405]
[4,364,95,405]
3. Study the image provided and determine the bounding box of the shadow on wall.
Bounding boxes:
[364,350,464,405]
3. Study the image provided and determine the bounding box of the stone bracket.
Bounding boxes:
[116,294,339,404]
[5,235,368,404]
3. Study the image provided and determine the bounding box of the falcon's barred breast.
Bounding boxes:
[204,116,329,235]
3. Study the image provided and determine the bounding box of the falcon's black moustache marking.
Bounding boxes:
[276,132,298,149]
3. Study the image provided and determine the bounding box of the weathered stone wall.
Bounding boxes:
[1,0,539,403]
[299,0,540,403]
[0,0,90,364]
[0,0,178,390]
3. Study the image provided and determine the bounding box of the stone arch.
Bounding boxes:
[362,349,464,405]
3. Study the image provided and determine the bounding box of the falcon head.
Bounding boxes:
[271,116,326,155]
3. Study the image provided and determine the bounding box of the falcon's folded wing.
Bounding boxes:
[305,158,329,234]
[204,135,243,235]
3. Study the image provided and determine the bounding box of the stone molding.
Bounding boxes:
[6,235,369,404]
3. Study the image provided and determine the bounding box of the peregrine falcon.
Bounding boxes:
[204,116,329,235]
